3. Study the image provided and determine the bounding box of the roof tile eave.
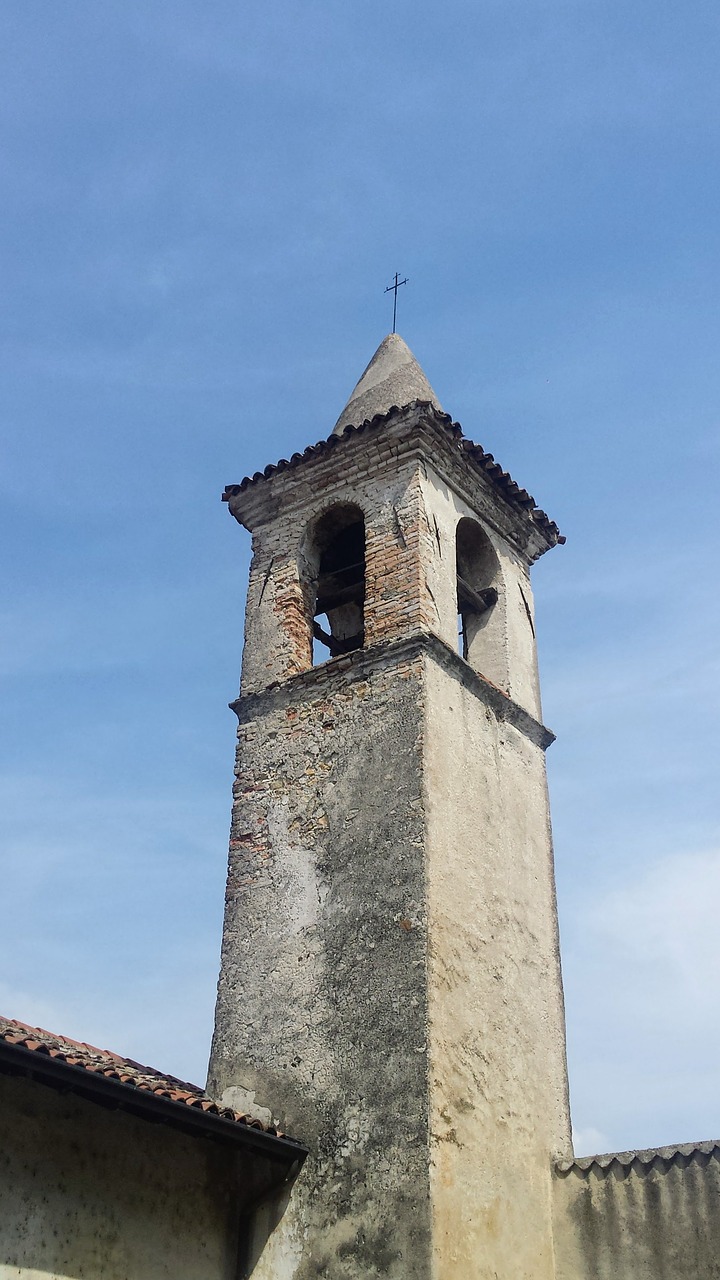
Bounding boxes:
[0,1015,298,1145]
[222,402,563,547]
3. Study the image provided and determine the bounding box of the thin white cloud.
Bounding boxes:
[0,773,225,1088]
[572,1126,611,1157]
[590,849,720,1017]
[564,848,720,1151]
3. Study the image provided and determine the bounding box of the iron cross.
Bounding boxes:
[384,272,408,333]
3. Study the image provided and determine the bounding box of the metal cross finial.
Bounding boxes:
[384,272,408,334]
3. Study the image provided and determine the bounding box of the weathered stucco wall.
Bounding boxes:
[424,654,572,1280]
[418,463,543,721]
[0,1071,244,1280]
[417,460,570,1277]
[210,633,570,1280]
[553,1145,720,1279]
[208,648,433,1279]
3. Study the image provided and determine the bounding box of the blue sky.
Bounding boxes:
[2,0,719,1155]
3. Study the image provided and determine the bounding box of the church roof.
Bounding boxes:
[0,1015,306,1155]
[332,333,442,435]
[223,400,564,550]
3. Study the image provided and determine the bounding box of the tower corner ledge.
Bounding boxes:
[230,631,555,751]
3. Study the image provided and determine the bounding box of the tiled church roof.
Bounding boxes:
[223,401,564,548]
[0,1016,299,1145]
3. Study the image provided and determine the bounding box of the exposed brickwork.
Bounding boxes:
[363,467,429,646]
[230,407,558,700]
[238,452,433,694]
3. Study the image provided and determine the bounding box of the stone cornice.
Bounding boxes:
[231,631,554,751]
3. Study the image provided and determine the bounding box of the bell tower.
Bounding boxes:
[208,333,572,1279]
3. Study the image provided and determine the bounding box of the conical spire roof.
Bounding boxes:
[332,333,442,436]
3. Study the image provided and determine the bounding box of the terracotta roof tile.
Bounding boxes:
[0,1015,289,1140]
[222,401,565,547]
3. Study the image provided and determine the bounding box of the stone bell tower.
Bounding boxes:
[208,333,572,1279]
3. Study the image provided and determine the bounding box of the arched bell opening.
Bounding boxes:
[455,517,500,668]
[303,504,366,665]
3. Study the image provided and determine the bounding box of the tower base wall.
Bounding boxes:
[208,644,433,1279]
[209,636,571,1278]
[424,654,571,1279]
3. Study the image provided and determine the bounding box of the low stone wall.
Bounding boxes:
[553,1141,720,1280]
